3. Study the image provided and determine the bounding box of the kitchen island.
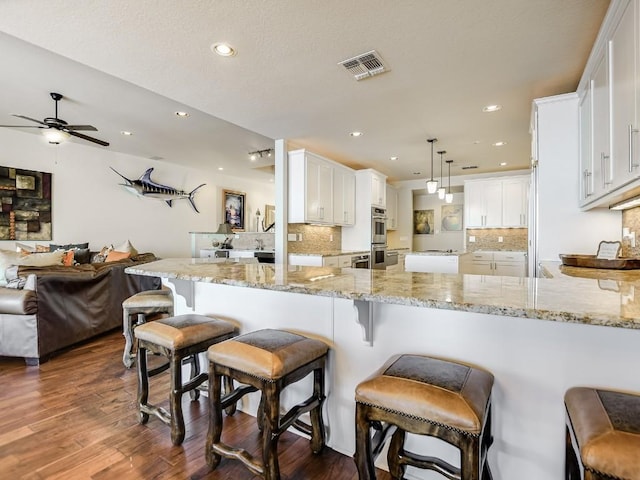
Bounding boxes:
[127,258,640,480]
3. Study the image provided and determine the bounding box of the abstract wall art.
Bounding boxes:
[0,166,52,240]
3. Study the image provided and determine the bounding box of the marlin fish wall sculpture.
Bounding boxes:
[111,167,205,213]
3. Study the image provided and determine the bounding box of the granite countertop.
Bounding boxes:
[406,251,468,257]
[127,258,640,330]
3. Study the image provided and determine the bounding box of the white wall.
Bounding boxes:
[0,129,274,257]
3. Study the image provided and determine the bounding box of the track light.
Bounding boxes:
[248,148,274,161]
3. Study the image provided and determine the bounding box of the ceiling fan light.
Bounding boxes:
[42,129,70,144]
[426,180,438,194]
[445,193,453,204]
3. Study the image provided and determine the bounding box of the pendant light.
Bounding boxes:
[426,138,438,194]
[437,150,446,199]
[445,159,454,203]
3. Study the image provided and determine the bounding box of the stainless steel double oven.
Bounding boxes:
[370,207,387,269]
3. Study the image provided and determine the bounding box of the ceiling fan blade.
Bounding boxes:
[64,125,98,131]
[0,125,44,128]
[68,130,109,147]
[12,114,48,126]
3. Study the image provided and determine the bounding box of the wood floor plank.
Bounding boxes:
[0,330,391,479]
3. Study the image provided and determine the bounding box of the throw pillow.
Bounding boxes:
[73,248,92,265]
[16,250,65,267]
[36,244,50,252]
[114,239,139,257]
[62,250,75,266]
[105,250,131,262]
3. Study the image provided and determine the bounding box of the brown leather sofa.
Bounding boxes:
[0,254,161,365]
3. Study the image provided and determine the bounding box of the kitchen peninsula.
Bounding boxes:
[127,259,640,480]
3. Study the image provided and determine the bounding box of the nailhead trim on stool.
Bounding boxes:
[354,354,494,480]
[122,287,174,367]
[206,329,329,480]
[565,387,640,480]
[134,314,238,445]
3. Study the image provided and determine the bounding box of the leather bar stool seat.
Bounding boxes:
[565,387,640,480]
[122,287,174,367]
[134,314,238,445]
[206,328,329,480]
[355,354,494,480]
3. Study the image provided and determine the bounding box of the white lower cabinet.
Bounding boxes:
[404,254,459,274]
[459,251,527,277]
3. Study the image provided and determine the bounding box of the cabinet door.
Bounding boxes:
[334,168,355,226]
[579,86,594,204]
[611,0,640,187]
[502,178,529,227]
[483,182,503,227]
[592,51,613,197]
[371,174,386,207]
[494,262,526,277]
[323,256,340,267]
[464,182,485,227]
[386,185,398,230]
[305,154,333,223]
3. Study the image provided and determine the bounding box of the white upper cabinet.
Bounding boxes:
[611,0,640,187]
[577,0,640,208]
[464,176,529,228]
[288,149,333,224]
[369,170,387,208]
[333,165,355,226]
[288,149,356,225]
[386,184,398,230]
[502,177,530,227]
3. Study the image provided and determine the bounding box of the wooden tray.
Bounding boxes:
[559,254,640,270]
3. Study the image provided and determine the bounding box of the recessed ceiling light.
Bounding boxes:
[120,131,133,136]
[483,104,502,113]
[211,43,236,57]
[350,131,363,137]
[492,141,507,147]
[473,140,481,145]
[500,162,508,166]
[218,167,224,171]
[390,156,398,161]
[175,111,190,117]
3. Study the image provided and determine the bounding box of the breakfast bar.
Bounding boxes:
[127,258,640,480]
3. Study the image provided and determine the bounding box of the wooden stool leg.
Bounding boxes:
[388,428,407,479]
[257,392,265,432]
[206,370,223,469]
[189,354,201,401]
[223,375,237,416]
[565,425,580,480]
[309,366,326,454]
[354,403,376,480]
[123,311,135,368]
[460,436,481,480]
[262,381,281,480]
[137,344,149,424]
[170,353,185,445]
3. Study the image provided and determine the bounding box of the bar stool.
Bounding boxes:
[206,329,329,480]
[354,354,494,480]
[135,314,238,445]
[122,287,174,367]
[565,386,640,480]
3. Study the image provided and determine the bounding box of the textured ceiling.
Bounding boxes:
[0,0,610,181]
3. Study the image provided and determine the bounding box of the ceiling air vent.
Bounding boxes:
[339,50,389,81]
[461,165,478,170]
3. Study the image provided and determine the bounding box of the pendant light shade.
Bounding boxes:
[437,150,446,199]
[445,159,454,203]
[426,138,438,194]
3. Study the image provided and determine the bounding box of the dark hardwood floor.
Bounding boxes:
[0,330,392,479]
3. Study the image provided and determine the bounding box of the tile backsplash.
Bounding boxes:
[466,228,528,252]
[287,224,341,253]
[622,207,640,257]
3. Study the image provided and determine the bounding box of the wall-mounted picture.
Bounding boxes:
[441,204,463,231]
[413,209,434,235]
[223,189,245,231]
[0,166,52,240]
[264,204,275,231]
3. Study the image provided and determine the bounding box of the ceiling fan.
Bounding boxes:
[0,92,109,146]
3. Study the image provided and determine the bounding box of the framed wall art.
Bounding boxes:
[223,189,245,231]
[0,166,52,240]
[413,209,434,235]
[441,204,463,231]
